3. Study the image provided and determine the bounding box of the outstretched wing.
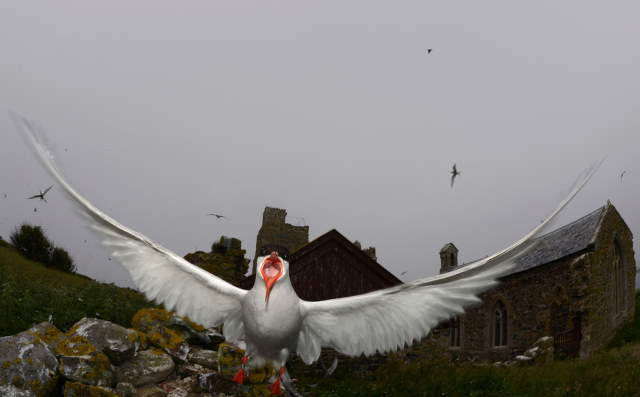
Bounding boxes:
[42,185,54,195]
[12,112,247,330]
[297,161,600,364]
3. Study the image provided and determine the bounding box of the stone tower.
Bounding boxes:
[253,207,309,274]
[439,242,458,274]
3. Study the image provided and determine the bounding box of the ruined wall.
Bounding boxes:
[252,207,309,273]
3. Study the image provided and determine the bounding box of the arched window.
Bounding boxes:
[450,317,461,347]
[493,301,507,346]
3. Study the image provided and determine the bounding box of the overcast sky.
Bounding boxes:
[0,1,638,289]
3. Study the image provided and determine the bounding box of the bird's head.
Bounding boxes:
[257,251,288,304]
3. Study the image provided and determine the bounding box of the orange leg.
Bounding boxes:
[270,367,286,395]
[232,356,250,384]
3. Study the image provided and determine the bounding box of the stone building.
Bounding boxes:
[433,201,636,360]
[252,207,309,274]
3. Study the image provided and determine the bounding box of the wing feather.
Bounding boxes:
[11,112,247,331]
[297,162,600,363]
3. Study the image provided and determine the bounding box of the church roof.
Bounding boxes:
[507,205,606,275]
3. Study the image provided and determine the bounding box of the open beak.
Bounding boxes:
[260,252,284,304]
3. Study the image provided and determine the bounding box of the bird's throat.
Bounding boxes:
[261,254,283,304]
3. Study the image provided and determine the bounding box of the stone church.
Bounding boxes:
[432,201,636,360]
[243,202,635,360]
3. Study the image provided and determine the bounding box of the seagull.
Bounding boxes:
[207,213,228,220]
[620,171,626,182]
[450,163,460,188]
[27,185,53,202]
[11,113,600,396]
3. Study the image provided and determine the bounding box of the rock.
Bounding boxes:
[67,318,140,364]
[529,336,554,364]
[187,348,218,369]
[23,322,65,352]
[59,352,115,387]
[0,332,59,397]
[63,381,119,397]
[514,355,532,365]
[0,384,37,397]
[216,343,244,379]
[54,334,99,357]
[116,349,175,387]
[158,376,196,397]
[115,382,137,397]
[136,385,167,397]
[132,309,191,362]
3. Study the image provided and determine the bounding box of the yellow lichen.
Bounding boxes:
[131,308,171,332]
[64,381,120,397]
[55,335,96,356]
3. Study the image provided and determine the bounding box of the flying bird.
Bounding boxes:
[12,113,600,396]
[207,213,228,220]
[426,49,432,54]
[450,163,460,188]
[27,185,53,202]
[620,171,626,182]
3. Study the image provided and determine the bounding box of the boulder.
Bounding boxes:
[0,331,59,397]
[63,381,119,397]
[187,348,218,369]
[116,349,175,387]
[131,309,191,362]
[66,318,140,364]
[22,322,65,352]
[59,352,115,387]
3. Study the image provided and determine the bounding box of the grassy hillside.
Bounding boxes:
[0,244,154,336]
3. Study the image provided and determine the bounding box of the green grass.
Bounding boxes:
[297,343,640,397]
[0,245,154,336]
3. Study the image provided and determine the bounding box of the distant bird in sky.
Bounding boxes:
[450,164,461,188]
[426,48,432,54]
[33,207,37,212]
[13,112,601,397]
[207,213,228,220]
[620,170,626,182]
[400,271,407,276]
[3,194,6,198]
[27,185,53,202]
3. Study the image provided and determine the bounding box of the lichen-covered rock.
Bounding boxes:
[0,332,59,397]
[116,349,175,387]
[131,309,191,362]
[217,343,275,389]
[54,335,98,357]
[158,376,196,397]
[23,322,65,352]
[67,318,139,365]
[63,381,119,397]
[187,348,218,369]
[59,352,115,387]
[0,384,37,397]
[132,308,215,345]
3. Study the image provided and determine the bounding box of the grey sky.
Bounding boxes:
[1,1,638,289]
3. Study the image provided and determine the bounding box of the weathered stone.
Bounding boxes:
[0,384,37,397]
[187,348,218,369]
[54,335,97,357]
[116,349,174,387]
[22,322,65,352]
[63,381,119,397]
[59,352,115,387]
[114,382,136,397]
[0,332,59,397]
[67,318,139,365]
[136,385,167,397]
[158,376,196,397]
[131,309,191,362]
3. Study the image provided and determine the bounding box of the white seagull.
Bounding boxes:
[11,113,600,395]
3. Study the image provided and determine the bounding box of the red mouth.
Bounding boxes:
[260,252,283,303]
